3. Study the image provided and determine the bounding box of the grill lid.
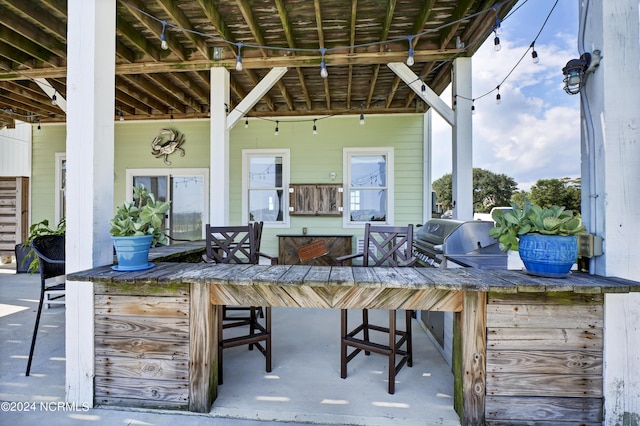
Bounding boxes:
[415,219,466,246]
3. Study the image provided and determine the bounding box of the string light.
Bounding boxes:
[493,33,501,51]
[421,82,426,94]
[236,43,243,71]
[119,109,124,121]
[359,104,365,125]
[319,48,328,78]
[245,119,249,128]
[170,111,174,121]
[37,119,41,130]
[160,21,169,50]
[406,36,415,66]
[51,90,57,106]
[493,6,503,36]
[274,120,279,135]
[471,100,476,114]
[530,42,539,64]
[495,86,501,104]
[312,119,317,135]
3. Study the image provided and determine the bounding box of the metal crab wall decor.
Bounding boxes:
[151,128,185,165]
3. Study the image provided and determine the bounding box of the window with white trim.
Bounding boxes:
[242,149,290,226]
[344,148,393,226]
[55,153,66,223]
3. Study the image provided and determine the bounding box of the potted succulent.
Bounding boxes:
[16,218,66,274]
[489,199,586,277]
[109,185,171,271]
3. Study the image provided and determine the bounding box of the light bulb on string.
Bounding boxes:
[494,35,501,51]
[495,85,501,105]
[170,111,174,122]
[319,48,328,78]
[160,21,169,50]
[359,104,365,125]
[51,91,57,106]
[421,82,426,94]
[236,43,243,71]
[471,100,476,115]
[274,120,279,136]
[119,109,124,121]
[312,119,317,135]
[37,120,41,131]
[406,36,415,66]
[531,42,539,64]
[245,119,249,128]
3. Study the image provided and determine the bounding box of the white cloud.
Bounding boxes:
[431,28,581,192]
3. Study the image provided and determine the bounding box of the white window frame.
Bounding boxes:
[125,168,210,239]
[343,147,394,228]
[242,149,290,228]
[54,152,66,224]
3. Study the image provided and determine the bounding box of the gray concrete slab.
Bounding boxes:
[0,262,460,425]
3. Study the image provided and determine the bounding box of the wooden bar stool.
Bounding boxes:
[335,223,416,394]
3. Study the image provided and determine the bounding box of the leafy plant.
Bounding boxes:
[22,218,66,274]
[109,185,171,246]
[488,199,586,251]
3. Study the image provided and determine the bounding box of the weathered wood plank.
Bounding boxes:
[95,357,188,381]
[94,315,189,340]
[95,295,189,317]
[486,304,603,329]
[486,422,602,426]
[94,395,187,410]
[95,336,189,360]
[94,279,189,296]
[486,373,603,397]
[488,291,603,305]
[486,350,602,374]
[461,291,486,426]
[485,396,603,422]
[94,376,188,402]
[189,282,217,413]
[487,327,603,350]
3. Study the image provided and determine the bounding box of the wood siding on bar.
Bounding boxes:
[94,281,191,410]
[485,291,604,424]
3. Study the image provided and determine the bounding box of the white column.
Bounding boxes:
[65,0,116,405]
[423,110,432,223]
[210,67,230,225]
[581,0,640,422]
[451,57,473,220]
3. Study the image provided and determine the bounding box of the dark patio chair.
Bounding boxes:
[202,223,272,384]
[334,223,415,394]
[26,235,65,376]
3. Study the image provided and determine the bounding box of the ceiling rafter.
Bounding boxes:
[313,0,330,109]
[439,0,475,49]
[115,87,152,114]
[346,0,358,110]
[120,74,184,113]
[117,76,167,113]
[0,41,35,68]
[168,72,209,105]
[405,62,435,108]
[0,25,58,67]
[372,0,397,107]
[3,0,66,42]
[39,0,66,18]
[116,40,138,63]
[0,11,66,59]
[117,15,162,61]
[155,0,210,59]
[0,82,60,115]
[147,73,202,113]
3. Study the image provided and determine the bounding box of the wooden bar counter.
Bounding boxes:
[68,263,639,425]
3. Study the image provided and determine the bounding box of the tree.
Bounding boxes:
[432,168,518,213]
[510,190,530,208]
[530,178,581,212]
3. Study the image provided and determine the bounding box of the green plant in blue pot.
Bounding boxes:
[109,185,171,271]
[489,199,586,277]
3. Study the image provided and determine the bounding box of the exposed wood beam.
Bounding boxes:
[169,72,209,104]
[0,26,58,66]
[119,74,185,112]
[373,0,396,106]
[196,0,234,42]
[3,0,66,40]
[227,67,288,130]
[439,0,475,49]
[155,0,210,59]
[122,0,188,62]
[115,87,152,114]
[346,0,358,109]
[388,62,453,125]
[39,0,67,17]
[313,0,325,49]
[0,49,465,81]
[117,76,167,113]
[116,40,138,63]
[404,62,435,108]
[274,0,308,110]
[117,15,161,61]
[0,81,61,115]
[386,77,402,109]
[0,94,53,118]
[235,0,269,57]
[0,12,66,59]
[0,41,34,67]
[146,73,201,113]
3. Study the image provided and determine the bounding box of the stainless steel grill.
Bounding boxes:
[412,219,506,269]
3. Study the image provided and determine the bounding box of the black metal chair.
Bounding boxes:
[335,223,415,394]
[26,235,65,376]
[202,223,273,384]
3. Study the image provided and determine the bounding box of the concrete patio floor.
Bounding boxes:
[0,261,460,425]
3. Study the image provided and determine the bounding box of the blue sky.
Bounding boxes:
[432,0,580,191]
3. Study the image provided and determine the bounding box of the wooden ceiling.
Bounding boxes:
[0,0,516,129]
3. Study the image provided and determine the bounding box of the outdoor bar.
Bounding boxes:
[68,262,639,425]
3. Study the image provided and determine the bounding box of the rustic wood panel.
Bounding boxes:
[94,376,188,403]
[95,295,189,317]
[486,303,603,328]
[485,396,603,422]
[94,396,188,410]
[95,357,188,381]
[288,184,342,216]
[461,291,486,426]
[95,316,189,340]
[95,336,189,360]
[487,327,603,351]
[94,281,189,296]
[189,282,217,413]
[488,291,603,305]
[486,350,602,374]
[486,373,603,397]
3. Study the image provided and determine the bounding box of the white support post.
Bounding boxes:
[581,1,640,422]
[65,0,116,405]
[226,67,288,130]
[210,67,230,226]
[423,110,433,223]
[451,57,473,220]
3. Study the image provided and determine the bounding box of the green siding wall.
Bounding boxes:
[30,114,424,255]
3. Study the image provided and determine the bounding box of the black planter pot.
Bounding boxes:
[15,243,36,274]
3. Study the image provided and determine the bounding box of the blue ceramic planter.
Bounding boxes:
[112,235,154,271]
[518,234,578,278]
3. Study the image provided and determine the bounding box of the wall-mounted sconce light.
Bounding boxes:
[562,50,602,95]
